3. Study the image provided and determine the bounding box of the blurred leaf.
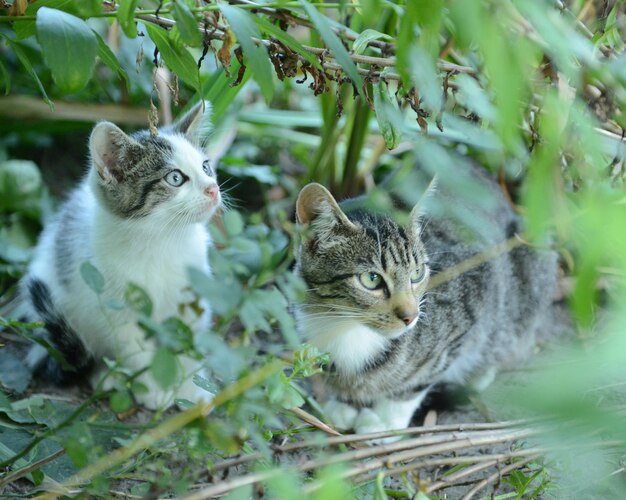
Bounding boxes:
[352,29,392,56]
[0,34,52,107]
[219,4,274,103]
[63,422,94,468]
[373,81,401,149]
[0,57,9,95]
[173,1,201,47]
[145,23,200,93]
[124,282,152,317]
[202,63,249,122]
[193,374,218,394]
[0,351,31,394]
[522,91,561,242]
[189,267,242,316]
[267,373,305,409]
[396,1,418,88]
[110,389,133,413]
[93,30,129,91]
[36,7,98,94]
[223,210,245,237]
[454,73,496,122]
[298,0,363,90]
[0,160,43,212]
[239,288,293,335]
[117,0,140,39]
[407,45,442,114]
[151,347,179,390]
[414,0,443,59]
[80,261,105,295]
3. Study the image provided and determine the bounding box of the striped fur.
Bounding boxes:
[21,102,220,410]
[294,174,557,437]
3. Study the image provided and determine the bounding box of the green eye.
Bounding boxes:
[410,266,426,284]
[359,272,383,290]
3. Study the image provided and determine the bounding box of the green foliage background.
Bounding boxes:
[1,0,626,497]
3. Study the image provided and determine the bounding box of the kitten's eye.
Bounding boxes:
[202,160,211,176]
[164,170,185,187]
[410,265,426,284]
[359,272,383,290]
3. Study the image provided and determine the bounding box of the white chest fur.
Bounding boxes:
[297,314,389,373]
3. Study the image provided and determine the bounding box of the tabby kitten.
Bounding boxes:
[294,170,557,436]
[21,101,219,410]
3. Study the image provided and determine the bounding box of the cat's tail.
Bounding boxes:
[24,278,95,385]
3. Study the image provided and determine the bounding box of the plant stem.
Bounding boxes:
[37,360,282,500]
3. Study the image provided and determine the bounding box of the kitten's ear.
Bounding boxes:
[171,100,212,146]
[90,122,139,184]
[408,176,438,235]
[296,183,356,231]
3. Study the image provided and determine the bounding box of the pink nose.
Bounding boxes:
[401,314,417,325]
[204,184,219,199]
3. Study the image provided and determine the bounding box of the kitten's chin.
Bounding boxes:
[378,321,417,339]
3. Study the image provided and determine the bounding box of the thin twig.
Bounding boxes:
[461,455,540,500]
[0,449,65,489]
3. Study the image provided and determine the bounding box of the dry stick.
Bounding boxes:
[297,428,537,474]
[426,458,515,494]
[274,419,537,453]
[427,236,524,291]
[461,455,540,500]
[0,449,66,489]
[289,406,342,436]
[182,469,282,500]
[187,429,535,498]
[136,13,476,77]
[37,360,282,500]
[303,446,543,494]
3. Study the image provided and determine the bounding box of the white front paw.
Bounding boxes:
[354,408,386,434]
[324,400,359,430]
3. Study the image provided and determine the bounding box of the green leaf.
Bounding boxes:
[352,29,392,56]
[15,0,81,40]
[116,0,140,39]
[150,347,179,390]
[0,351,31,394]
[253,15,321,69]
[124,283,153,317]
[36,7,98,94]
[93,30,129,91]
[144,23,200,93]
[223,210,245,237]
[298,0,363,91]
[80,261,105,294]
[373,81,401,149]
[219,4,274,103]
[110,389,133,413]
[0,57,10,95]
[0,34,52,107]
[173,1,201,47]
[396,1,419,88]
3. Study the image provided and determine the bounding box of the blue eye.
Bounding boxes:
[164,169,185,187]
[202,160,211,176]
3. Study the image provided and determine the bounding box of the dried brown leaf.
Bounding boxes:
[218,29,234,77]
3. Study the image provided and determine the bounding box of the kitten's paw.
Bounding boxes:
[134,389,175,411]
[176,381,214,407]
[354,409,402,443]
[324,400,359,431]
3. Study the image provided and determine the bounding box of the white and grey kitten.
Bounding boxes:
[294,170,557,437]
[21,101,220,410]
